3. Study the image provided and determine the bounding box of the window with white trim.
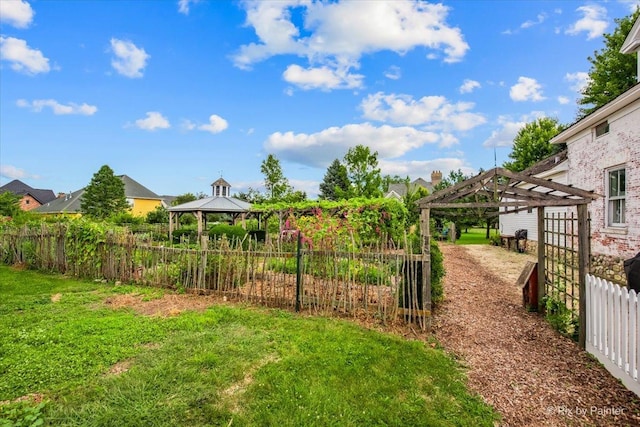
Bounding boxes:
[607,167,625,226]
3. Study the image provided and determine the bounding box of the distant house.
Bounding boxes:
[385,171,442,200]
[35,175,163,217]
[499,151,569,240]
[0,180,56,211]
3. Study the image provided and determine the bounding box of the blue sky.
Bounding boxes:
[1,0,639,199]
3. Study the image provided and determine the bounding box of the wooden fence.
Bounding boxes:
[0,226,429,328]
[586,274,639,397]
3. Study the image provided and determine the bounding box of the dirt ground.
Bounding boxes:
[434,243,640,427]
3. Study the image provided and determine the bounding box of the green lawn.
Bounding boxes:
[454,227,498,245]
[0,266,499,427]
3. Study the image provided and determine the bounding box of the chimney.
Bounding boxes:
[57,192,66,198]
[431,170,442,186]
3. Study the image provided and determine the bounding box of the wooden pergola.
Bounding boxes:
[416,167,599,348]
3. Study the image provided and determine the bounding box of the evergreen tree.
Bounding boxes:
[319,159,350,200]
[503,117,565,172]
[578,9,640,117]
[80,165,129,219]
[0,191,21,217]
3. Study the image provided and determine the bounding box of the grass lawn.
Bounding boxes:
[454,228,498,245]
[0,265,499,427]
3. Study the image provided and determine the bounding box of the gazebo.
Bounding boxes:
[168,178,252,241]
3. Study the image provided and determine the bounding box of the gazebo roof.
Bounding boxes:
[167,196,251,213]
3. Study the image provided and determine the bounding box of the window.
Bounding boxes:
[595,121,609,137]
[607,168,625,226]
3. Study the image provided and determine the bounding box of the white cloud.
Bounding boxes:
[283,64,364,90]
[178,0,200,15]
[181,119,196,131]
[0,164,39,180]
[521,13,546,29]
[482,112,546,148]
[565,5,608,40]
[565,71,589,93]
[16,98,97,115]
[110,38,150,78]
[0,36,50,75]
[0,0,34,28]
[510,77,545,102]
[289,178,321,198]
[264,123,443,168]
[557,96,570,105]
[360,92,486,132]
[198,114,229,134]
[135,112,170,131]
[459,79,481,94]
[619,0,640,12]
[233,0,468,90]
[378,158,474,180]
[384,66,401,80]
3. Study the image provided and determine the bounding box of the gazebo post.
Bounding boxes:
[169,211,176,243]
[197,210,203,241]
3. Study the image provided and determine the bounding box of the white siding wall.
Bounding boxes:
[499,166,568,241]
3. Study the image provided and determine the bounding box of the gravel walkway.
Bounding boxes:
[433,243,640,427]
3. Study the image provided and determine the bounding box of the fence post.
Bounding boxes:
[537,207,546,312]
[295,230,302,312]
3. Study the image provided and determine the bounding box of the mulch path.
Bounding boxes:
[433,243,640,426]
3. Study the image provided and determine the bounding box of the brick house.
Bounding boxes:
[550,84,639,259]
[0,179,56,211]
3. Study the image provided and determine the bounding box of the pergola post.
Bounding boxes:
[577,203,590,349]
[537,207,546,311]
[419,207,432,330]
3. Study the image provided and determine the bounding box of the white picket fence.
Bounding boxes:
[586,274,639,397]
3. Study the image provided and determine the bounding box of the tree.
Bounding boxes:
[80,165,129,219]
[578,9,639,117]
[171,192,205,206]
[382,174,409,193]
[343,145,383,198]
[319,159,350,200]
[146,205,169,224]
[234,187,266,204]
[503,117,565,172]
[261,154,292,201]
[0,191,21,217]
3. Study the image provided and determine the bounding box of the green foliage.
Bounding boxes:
[208,224,248,242]
[578,9,640,117]
[234,187,266,204]
[80,165,129,219]
[261,154,293,201]
[319,159,350,201]
[108,211,143,226]
[255,198,409,247]
[0,191,22,217]
[503,117,565,172]
[64,219,109,270]
[172,225,198,243]
[404,185,429,227]
[0,402,45,427]
[430,239,445,305]
[542,280,577,339]
[145,205,169,224]
[343,145,383,198]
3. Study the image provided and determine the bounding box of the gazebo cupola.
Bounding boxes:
[212,177,231,197]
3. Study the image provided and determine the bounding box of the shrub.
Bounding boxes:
[173,226,197,244]
[208,224,247,242]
